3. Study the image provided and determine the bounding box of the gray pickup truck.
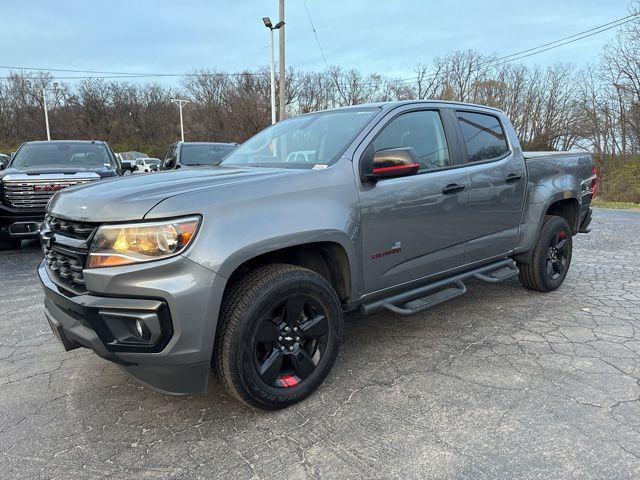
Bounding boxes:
[39,101,595,409]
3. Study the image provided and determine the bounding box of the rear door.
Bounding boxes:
[357,106,470,294]
[454,110,526,263]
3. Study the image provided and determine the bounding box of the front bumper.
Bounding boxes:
[39,256,224,394]
[0,204,45,240]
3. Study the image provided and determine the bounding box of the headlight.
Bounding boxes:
[88,216,200,268]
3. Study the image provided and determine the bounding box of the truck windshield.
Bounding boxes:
[221,107,379,168]
[11,142,114,169]
[181,144,236,166]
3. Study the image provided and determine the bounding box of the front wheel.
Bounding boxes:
[517,215,573,292]
[214,264,343,410]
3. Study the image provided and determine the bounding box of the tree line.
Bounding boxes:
[1,8,639,201]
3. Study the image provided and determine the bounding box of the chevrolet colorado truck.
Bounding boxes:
[0,140,120,250]
[39,101,595,409]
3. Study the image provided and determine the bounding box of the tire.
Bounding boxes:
[0,238,21,251]
[214,264,343,410]
[517,215,573,292]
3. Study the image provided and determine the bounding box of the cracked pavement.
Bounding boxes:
[1,207,640,479]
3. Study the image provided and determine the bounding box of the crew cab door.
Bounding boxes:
[357,107,469,294]
[452,110,526,263]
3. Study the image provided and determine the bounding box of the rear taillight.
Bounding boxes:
[591,165,597,197]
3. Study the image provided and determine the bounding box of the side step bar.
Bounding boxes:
[360,259,519,317]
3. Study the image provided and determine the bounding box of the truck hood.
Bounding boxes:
[48,166,297,222]
[0,166,117,178]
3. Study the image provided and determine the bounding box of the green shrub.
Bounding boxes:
[599,156,640,203]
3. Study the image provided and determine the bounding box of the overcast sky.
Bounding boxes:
[0,0,632,85]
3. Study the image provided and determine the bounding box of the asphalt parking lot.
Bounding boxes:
[1,207,640,479]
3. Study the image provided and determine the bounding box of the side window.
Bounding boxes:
[456,111,509,162]
[372,110,450,172]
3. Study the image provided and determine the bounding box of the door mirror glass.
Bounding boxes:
[365,147,420,181]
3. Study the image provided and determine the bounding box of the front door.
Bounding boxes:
[358,108,469,294]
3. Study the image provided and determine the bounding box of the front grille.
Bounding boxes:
[3,178,95,209]
[44,248,86,289]
[48,216,95,239]
[42,216,99,293]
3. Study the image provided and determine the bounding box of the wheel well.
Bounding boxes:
[546,198,579,234]
[226,242,352,304]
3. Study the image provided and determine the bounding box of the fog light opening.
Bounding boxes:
[134,319,149,340]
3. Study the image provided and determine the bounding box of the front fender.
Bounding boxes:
[144,159,362,299]
[214,229,358,291]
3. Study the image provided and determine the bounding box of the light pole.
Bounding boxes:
[262,17,285,124]
[171,98,190,142]
[278,0,286,120]
[42,82,59,141]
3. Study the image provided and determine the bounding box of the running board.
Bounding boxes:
[360,259,519,317]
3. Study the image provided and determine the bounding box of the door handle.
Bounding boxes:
[442,183,466,195]
[504,174,522,183]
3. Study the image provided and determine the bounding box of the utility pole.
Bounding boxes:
[43,88,51,141]
[171,98,190,142]
[278,0,286,120]
[269,26,276,125]
[42,82,59,141]
[263,17,285,125]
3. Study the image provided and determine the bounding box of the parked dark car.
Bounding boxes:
[160,141,238,170]
[0,140,121,250]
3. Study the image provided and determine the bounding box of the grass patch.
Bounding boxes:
[592,199,640,210]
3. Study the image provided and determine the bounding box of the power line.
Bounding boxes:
[0,11,637,83]
[301,0,329,70]
[0,65,266,79]
[492,13,640,66]
[385,11,640,87]
[496,11,640,62]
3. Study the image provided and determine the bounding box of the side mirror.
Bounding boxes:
[364,147,420,181]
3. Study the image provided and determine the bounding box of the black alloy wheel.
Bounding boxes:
[253,294,329,389]
[517,215,573,292]
[545,228,570,280]
[214,264,343,410]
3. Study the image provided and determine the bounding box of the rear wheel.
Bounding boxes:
[517,215,573,292]
[214,264,343,410]
[0,238,21,251]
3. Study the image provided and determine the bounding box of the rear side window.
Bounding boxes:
[372,110,450,172]
[456,111,509,162]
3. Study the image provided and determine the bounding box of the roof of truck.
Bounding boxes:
[312,100,504,115]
